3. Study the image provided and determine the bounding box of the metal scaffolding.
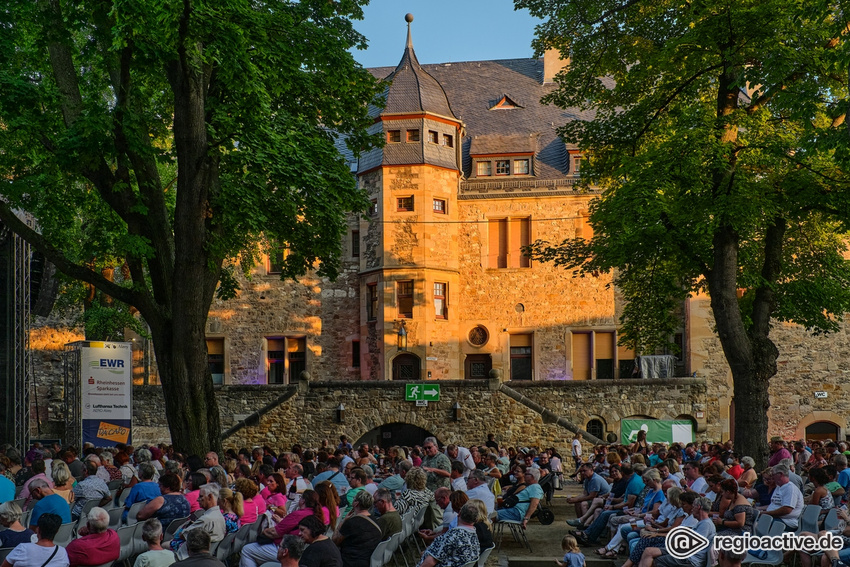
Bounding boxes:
[0,218,32,451]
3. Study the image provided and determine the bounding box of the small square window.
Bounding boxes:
[433,199,446,214]
[442,134,453,148]
[496,160,510,175]
[387,130,401,143]
[370,200,379,216]
[477,162,492,177]
[428,131,439,144]
[407,129,420,142]
[397,197,414,212]
[573,156,582,174]
[514,159,529,175]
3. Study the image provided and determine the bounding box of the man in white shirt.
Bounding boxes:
[571,433,583,473]
[445,445,475,478]
[764,464,804,530]
[681,461,709,495]
[465,470,495,515]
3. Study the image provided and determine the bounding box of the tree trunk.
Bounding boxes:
[149,313,222,455]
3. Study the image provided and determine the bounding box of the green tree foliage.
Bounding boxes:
[0,0,383,453]
[518,0,850,465]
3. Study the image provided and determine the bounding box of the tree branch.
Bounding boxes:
[0,201,139,309]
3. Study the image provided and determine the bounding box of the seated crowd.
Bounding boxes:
[0,434,561,567]
[562,434,850,567]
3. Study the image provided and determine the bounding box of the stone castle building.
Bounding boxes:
[26,21,850,449]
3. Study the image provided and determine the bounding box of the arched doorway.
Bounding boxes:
[392,353,421,380]
[354,423,437,450]
[464,354,492,379]
[806,421,840,442]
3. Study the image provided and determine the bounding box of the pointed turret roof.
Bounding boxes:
[382,15,457,120]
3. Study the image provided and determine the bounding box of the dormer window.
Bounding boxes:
[442,134,454,148]
[496,160,510,175]
[406,129,420,142]
[477,162,492,177]
[489,95,523,110]
[387,130,401,143]
[514,159,529,175]
[428,130,439,144]
[573,156,582,174]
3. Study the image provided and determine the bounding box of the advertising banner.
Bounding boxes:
[621,419,694,445]
[80,342,133,447]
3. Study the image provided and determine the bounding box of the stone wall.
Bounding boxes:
[131,377,708,450]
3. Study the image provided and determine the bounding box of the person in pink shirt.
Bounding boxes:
[768,437,792,467]
[235,478,266,526]
[65,507,120,567]
[19,460,53,510]
[184,472,206,514]
[238,490,325,567]
[262,473,287,517]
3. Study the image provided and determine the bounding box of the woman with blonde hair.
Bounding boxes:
[51,460,75,504]
[219,487,243,533]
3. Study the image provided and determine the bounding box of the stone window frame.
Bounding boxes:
[206,337,226,385]
[433,282,447,320]
[366,284,378,322]
[397,280,414,319]
[473,156,535,178]
[265,335,307,385]
[266,242,287,275]
[432,198,447,214]
[351,230,360,257]
[351,340,361,368]
[487,217,532,269]
[369,200,379,216]
[387,130,401,144]
[397,196,414,212]
[509,332,533,380]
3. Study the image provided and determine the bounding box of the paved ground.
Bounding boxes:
[492,479,615,567]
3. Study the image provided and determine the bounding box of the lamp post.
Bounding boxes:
[397,321,408,352]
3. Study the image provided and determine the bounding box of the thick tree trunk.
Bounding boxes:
[149,312,222,455]
[707,225,778,470]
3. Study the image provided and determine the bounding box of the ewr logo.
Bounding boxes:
[666,526,710,559]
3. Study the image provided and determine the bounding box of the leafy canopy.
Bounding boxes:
[519,0,850,354]
[0,0,383,300]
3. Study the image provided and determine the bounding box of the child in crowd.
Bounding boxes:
[557,535,586,567]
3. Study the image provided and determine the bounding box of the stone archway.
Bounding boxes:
[794,411,846,442]
[354,422,438,450]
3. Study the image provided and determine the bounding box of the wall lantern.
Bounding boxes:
[452,402,462,422]
[397,322,408,352]
[336,404,345,424]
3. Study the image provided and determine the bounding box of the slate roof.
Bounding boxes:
[469,133,538,156]
[380,31,456,119]
[370,57,593,180]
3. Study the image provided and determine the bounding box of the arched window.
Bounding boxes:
[586,419,604,440]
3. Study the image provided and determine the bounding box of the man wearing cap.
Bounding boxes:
[768,437,792,467]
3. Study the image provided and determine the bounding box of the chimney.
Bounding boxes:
[543,48,570,84]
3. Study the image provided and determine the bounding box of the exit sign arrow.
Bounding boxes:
[423,387,440,401]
